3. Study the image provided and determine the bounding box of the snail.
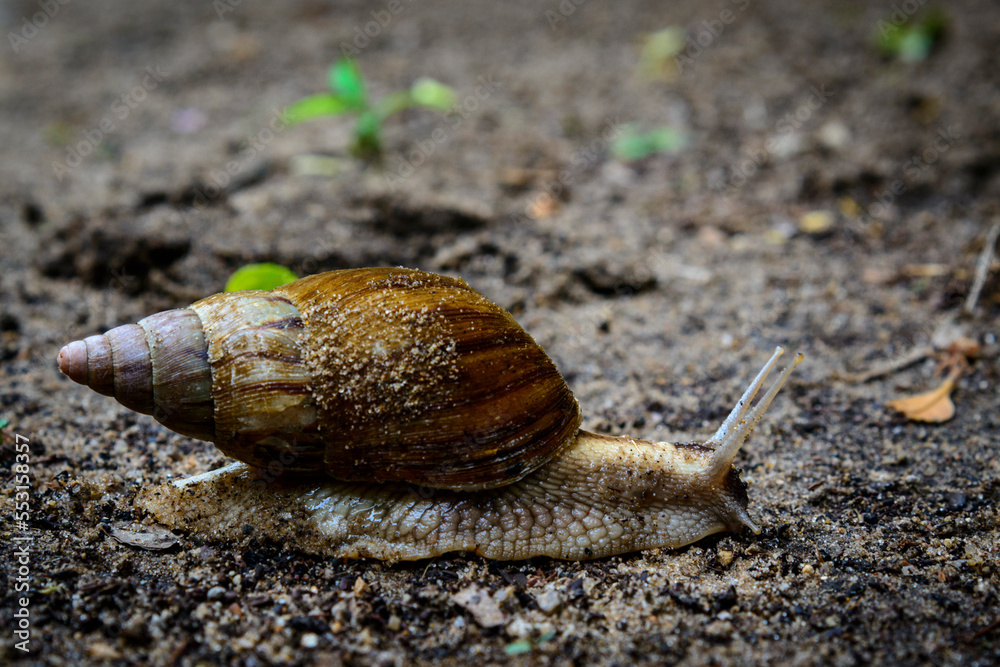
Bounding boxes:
[58,267,802,561]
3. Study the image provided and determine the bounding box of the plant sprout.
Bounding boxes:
[286,59,456,160]
[876,10,947,62]
[611,124,687,162]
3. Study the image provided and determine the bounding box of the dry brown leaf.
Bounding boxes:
[886,375,957,423]
[943,336,980,363]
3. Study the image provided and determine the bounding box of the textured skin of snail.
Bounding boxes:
[58,267,802,561]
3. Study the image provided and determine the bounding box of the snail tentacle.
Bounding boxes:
[704,347,803,483]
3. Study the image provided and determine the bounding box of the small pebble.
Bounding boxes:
[817,120,850,150]
[506,617,532,640]
[206,586,227,601]
[799,210,834,235]
[534,590,562,615]
[453,584,505,628]
[300,632,319,649]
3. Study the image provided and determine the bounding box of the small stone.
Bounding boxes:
[817,120,850,150]
[534,589,562,615]
[206,586,227,601]
[801,563,815,576]
[86,642,123,660]
[386,614,402,632]
[945,492,967,510]
[799,210,835,235]
[300,632,319,649]
[506,617,533,639]
[493,585,517,610]
[771,132,803,158]
[717,549,735,568]
[704,619,734,640]
[453,584,506,628]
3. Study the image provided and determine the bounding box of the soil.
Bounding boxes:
[1,0,998,665]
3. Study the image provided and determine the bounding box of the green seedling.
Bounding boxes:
[876,9,947,62]
[611,124,687,162]
[503,631,556,656]
[224,263,298,292]
[286,58,456,160]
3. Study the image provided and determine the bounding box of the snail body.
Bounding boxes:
[58,267,802,561]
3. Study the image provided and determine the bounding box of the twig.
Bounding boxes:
[963,222,1000,315]
[962,617,1000,642]
[838,345,935,384]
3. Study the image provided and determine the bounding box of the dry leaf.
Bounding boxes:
[943,336,980,363]
[901,263,950,278]
[879,333,978,422]
[108,524,180,550]
[799,209,835,234]
[886,375,957,423]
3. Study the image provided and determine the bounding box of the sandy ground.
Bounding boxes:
[1,0,998,664]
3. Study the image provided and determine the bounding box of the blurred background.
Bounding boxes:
[1,1,997,664]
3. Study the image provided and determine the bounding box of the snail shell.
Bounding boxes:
[59,267,802,561]
[58,268,580,491]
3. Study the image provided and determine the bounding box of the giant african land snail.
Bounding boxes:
[58,267,802,561]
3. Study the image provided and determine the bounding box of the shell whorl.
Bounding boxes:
[273,269,582,490]
[57,309,215,441]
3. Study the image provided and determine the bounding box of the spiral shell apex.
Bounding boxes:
[58,309,214,441]
[58,267,583,491]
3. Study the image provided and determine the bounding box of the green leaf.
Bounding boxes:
[0,418,8,429]
[410,78,456,110]
[286,94,355,124]
[612,125,687,162]
[328,59,368,108]
[897,28,934,61]
[225,263,298,292]
[876,10,947,62]
[374,81,455,121]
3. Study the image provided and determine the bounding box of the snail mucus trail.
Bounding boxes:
[58,267,803,561]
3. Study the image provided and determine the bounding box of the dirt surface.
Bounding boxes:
[1,0,998,665]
